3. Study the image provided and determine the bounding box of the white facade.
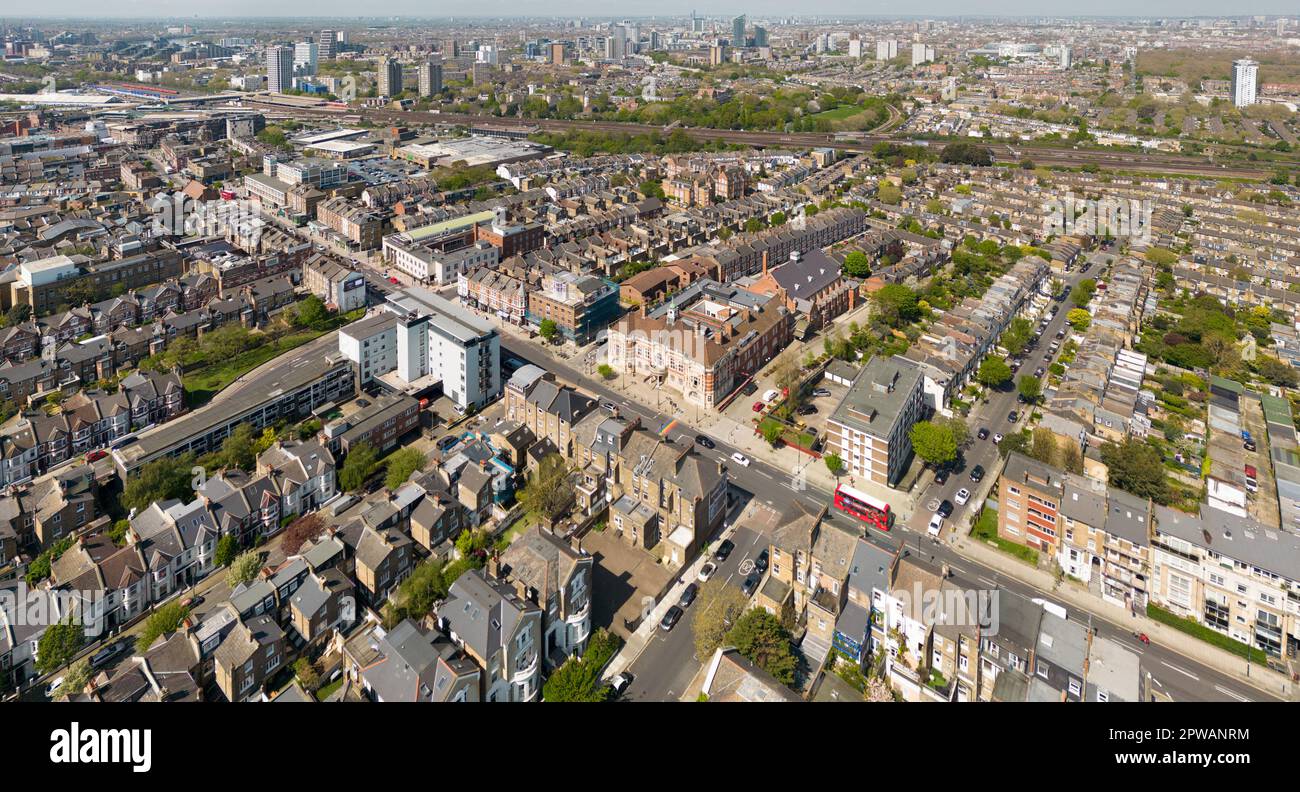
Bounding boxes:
[339,315,398,384]
[383,287,502,410]
[1231,58,1258,108]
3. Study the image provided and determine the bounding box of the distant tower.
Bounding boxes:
[732,14,746,46]
[1231,58,1258,108]
[265,45,293,93]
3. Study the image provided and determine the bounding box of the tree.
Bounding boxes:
[976,356,1013,388]
[760,419,784,447]
[227,550,262,588]
[1066,308,1091,332]
[135,601,191,653]
[294,294,328,327]
[214,534,239,567]
[1061,442,1084,474]
[1002,317,1033,356]
[1017,374,1043,404]
[216,423,258,471]
[1072,279,1096,307]
[998,431,1031,458]
[940,415,969,448]
[36,618,84,674]
[1100,438,1171,504]
[910,421,957,467]
[770,211,787,226]
[872,284,920,327]
[339,441,380,492]
[517,453,574,527]
[538,319,559,343]
[294,657,321,692]
[542,654,609,702]
[726,609,797,685]
[1258,355,1299,387]
[384,560,449,626]
[282,513,326,555]
[843,250,871,278]
[691,578,750,661]
[122,453,197,512]
[384,447,426,490]
[597,363,615,380]
[56,659,92,699]
[939,142,993,166]
[877,180,902,205]
[824,453,844,476]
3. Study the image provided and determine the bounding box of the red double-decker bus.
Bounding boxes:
[833,484,892,531]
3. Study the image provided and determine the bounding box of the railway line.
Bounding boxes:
[243,97,1278,179]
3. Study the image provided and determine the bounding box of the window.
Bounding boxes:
[1068,679,1081,697]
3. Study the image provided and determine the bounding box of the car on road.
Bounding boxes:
[1007,411,1018,422]
[730,452,751,468]
[752,401,766,413]
[609,672,635,698]
[45,676,65,698]
[698,562,717,582]
[90,641,129,669]
[660,606,683,632]
[936,499,954,518]
[993,433,1004,444]
[678,583,699,609]
[741,573,761,597]
[796,404,817,416]
[754,549,769,573]
[977,427,990,440]
[927,514,944,538]
[714,539,735,562]
[955,488,971,505]
[695,434,716,449]
[933,468,949,485]
[970,465,985,483]
[388,276,400,285]
[601,400,619,413]
[1056,329,1066,340]
[812,388,832,398]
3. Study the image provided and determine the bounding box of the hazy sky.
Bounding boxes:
[9,1,1300,19]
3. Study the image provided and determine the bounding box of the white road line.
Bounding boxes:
[1160,660,1199,680]
[977,576,998,588]
[1214,685,1250,702]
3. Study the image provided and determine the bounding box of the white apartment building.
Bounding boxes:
[1231,58,1258,108]
[338,312,398,384]
[382,286,502,411]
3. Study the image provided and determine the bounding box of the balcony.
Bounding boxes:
[512,648,539,683]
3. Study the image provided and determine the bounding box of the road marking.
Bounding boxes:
[977,576,998,588]
[1160,660,1199,680]
[1214,685,1250,702]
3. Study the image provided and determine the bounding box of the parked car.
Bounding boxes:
[1244,439,1257,452]
[436,435,458,451]
[741,573,761,597]
[44,677,65,698]
[752,401,766,413]
[977,427,990,440]
[180,594,204,609]
[936,499,954,518]
[698,562,717,582]
[955,488,971,505]
[609,672,635,698]
[970,465,985,483]
[695,434,716,449]
[660,606,683,632]
[86,449,108,462]
[678,583,699,609]
[714,539,735,562]
[388,276,400,285]
[927,514,944,538]
[754,549,769,573]
[933,468,949,485]
[993,433,1004,444]
[742,382,758,396]
[1007,411,1018,422]
[731,452,751,467]
[90,641,128,669]
[812,388,832,398]
[1034,367,1045,378]
[762,389,781,402]
[796,404,817,416]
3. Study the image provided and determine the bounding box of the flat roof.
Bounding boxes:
[402,210,496,243]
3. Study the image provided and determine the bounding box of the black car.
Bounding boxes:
[1034,367,1045,378]
[741,573,761,597]
[742,381,758,396]
[714,539,735,562]
[977,427,990,440]
[937,499,954,518]
[754,549,769,573]
[812,388,832,398]
[695,434,716,449]
[796,404,817,416]
[660,605,684,631]
[1008,411,1018,422]
[678,583,699,609]
[1244,440,1257,452]
[436,435,458,451]
[934,468,949,485]
[970,465,985,482]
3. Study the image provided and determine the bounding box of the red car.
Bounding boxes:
[388,276,400,284]
[86,449,108,462]
[752,401,766,412]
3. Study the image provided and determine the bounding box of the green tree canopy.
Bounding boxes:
[1017,374,1043,403]
[339,441,380,492]
[1100,438,1171,504]
[843,250,871,278]
[384,447,427,490]
[725,609,797,685]
[976,356,1013,388]
[910,421,957,466]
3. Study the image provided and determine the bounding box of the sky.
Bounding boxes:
[7,2,1300,20]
